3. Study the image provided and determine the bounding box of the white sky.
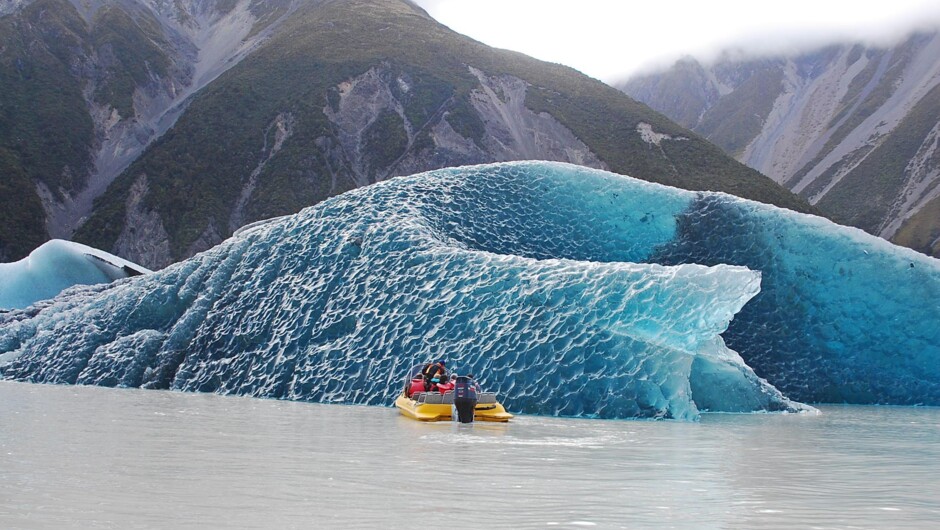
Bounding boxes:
[413,0,940,82]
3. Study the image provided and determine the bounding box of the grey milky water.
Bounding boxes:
[1,381,938,529]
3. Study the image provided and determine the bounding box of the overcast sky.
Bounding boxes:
[413,0,940,82]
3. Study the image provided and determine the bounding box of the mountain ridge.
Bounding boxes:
[621,31,940,257]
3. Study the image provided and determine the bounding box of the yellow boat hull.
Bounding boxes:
[394,394,513,422]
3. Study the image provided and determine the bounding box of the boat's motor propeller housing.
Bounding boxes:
[453,375,478,423]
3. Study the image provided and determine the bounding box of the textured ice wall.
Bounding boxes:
[0,240,150,310]
[5,161,935,411]
[652,196,940,404]
[409,163,940,405]
[0,163,806,420]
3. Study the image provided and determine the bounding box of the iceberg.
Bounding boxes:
[1,162,937,417]
[0,239,150,311]
[652,197,940,405]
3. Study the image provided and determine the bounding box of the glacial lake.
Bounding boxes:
[1,381,938,529]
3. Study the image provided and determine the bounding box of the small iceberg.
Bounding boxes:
[0,239,150,311]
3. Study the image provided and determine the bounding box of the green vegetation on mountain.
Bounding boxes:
[0,148,46,260]
[696,63,783,157]
[894,194,940,256]
[817,82,940,232]
[89,6,171,119]
[0,0,94,194]
[4,0,814,265]
[76,0,814,262]
[444,95,485,148]
[0,0,188,260]
[364,110,409,172]
[0,0,95,257]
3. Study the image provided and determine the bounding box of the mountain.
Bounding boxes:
[0,0,297,262]
[0,0,812,268]
[620,32,940,258]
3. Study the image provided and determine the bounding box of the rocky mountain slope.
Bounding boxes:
[1,0,812,268]
[621,32,940,257]
[0,0,298,261]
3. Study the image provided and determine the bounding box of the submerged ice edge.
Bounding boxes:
[3,160,938,415]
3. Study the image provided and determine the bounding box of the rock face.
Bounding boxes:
[112,175,172,269]
[320,63,606,188]
[621,32,940,257]
[52,0,300,239]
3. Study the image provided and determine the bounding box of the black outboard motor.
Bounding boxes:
[453,375,478,423]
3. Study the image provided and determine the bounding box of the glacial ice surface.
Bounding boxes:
[0,240,150,311]
[1,161,937,416]
[0,162,812,420]
[652,195,940,404]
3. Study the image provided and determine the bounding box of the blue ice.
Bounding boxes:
[2,162,937,417]
[0,239,150,311]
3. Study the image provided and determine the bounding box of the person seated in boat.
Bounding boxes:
[407,374,426,398]
[435,374,455,394]
[421,360,447,391]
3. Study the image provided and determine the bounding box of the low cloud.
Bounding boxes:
[414,0,940,82]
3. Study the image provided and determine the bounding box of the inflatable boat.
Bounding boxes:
[394,364,513,422]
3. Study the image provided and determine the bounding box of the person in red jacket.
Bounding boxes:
[435,374,455,394]
[408,375,426,398]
